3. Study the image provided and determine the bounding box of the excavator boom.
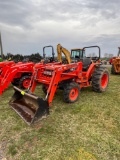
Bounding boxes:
[57,44,71,64]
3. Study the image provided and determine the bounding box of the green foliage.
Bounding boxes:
[0,57,3,62]
[3,52,42,63]
[29,52,42,62]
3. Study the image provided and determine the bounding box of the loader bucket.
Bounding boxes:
[9,86,49,125]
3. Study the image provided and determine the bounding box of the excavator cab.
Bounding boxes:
[71,48,85,61]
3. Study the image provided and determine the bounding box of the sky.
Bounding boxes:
[0,0,120,57]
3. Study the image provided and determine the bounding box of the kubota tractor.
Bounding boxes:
[9,45,109,125]
[0,45,58,95]
[0,61,34,95]
[111,47,120,74]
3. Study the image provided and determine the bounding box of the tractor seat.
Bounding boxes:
[82,57,92,71]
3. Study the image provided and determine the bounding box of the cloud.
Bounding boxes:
[0,0,120,55]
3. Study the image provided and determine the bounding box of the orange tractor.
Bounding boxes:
[0,61,34,95]
[9,45,109,125]
[0,45,57,95]
[111,47,120,74]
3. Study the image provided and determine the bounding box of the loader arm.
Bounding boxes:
[0,67,19,94]
[57,44,71,64]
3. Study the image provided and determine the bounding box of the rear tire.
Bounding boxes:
[111,64,116,74]
[19,75,31,89]
[63,82,80,103]
[92,67,109,92]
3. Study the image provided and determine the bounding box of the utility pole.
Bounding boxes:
[0,32,4,59]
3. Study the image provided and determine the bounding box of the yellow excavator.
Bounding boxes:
[57,44,71,64]
[57,44,95,71]
[111,47,120,74]
[57,44,86,64]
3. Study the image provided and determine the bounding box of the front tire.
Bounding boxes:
[92,67,109,92]
[19,75,31,89]
[63,82,80,103]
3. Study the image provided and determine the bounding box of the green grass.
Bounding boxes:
[0,67,120,160]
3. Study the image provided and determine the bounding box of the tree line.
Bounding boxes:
[2,52,43,63]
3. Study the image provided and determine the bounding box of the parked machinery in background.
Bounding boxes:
[0,61,34,95]
[111,47,120,74]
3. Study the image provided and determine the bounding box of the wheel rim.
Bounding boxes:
[101,73,108,88]
[22,79,31,88]
[69,88,79,101]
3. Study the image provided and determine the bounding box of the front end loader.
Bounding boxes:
[9,62,83,124]
[9,46,109,125]
[9,86,49,124]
